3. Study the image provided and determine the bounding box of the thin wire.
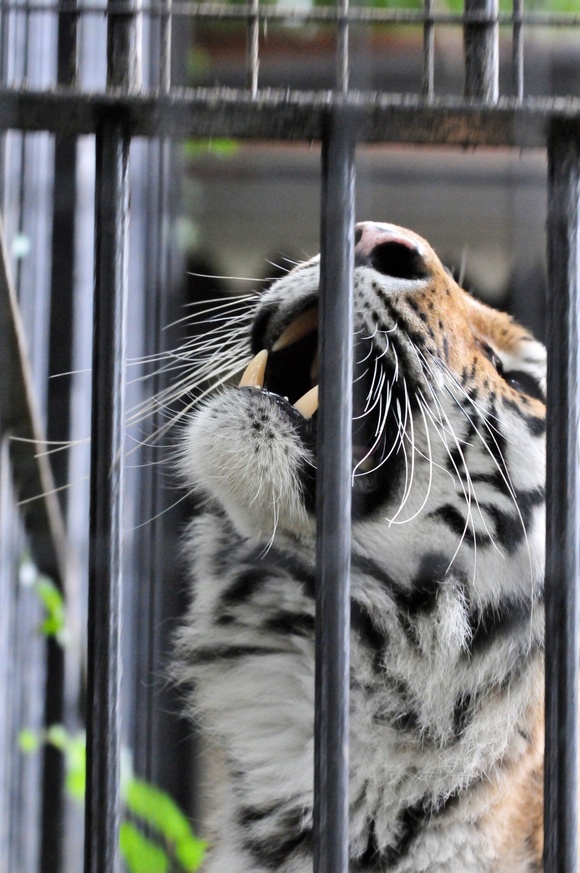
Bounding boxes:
[513,0,524,102]
[423,0,434,101]
[246,0,259,96]
[159,0,172,93]
[337,0,349,95]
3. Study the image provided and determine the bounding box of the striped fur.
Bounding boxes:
[174,223,546,872]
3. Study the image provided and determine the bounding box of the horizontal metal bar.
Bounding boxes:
[0,215,68,583]
[1,1,579,25]
[2,87,580,146]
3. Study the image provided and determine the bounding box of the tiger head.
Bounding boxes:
[182,221,546,593]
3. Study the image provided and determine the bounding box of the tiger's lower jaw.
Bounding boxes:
[181,388,316,538]
[181,384,414,540]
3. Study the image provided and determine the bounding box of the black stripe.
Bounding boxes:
[354,818,381,869]
[351,599,388,668]
[244,811,313,869]
[429,504,475,546]
[452,691,473,740]
[191,644,283,665]
[396,552,451,616]
[238,802,284,827]
[265,611,315,637]
[221,566,273,606]
[351,553,397,591]
[372,678,421,735]
[466,596,538,657]
[504,397,545,434]
[352,789,464,871]
[469,471,513,496]
[480,402,510,483]
[482,486,544,553]
[244,545,316,599]
[448,414,479,483]
[371,292,426,365]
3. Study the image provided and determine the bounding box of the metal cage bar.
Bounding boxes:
[422,0,434,101]
[314,107,355,873]
[4,89,580,147]
[464,0,499,103]
[42,1,80,866]
[84,1,138,870]
[84,119,129,873]
[512,0,524,102]
[246,0,259,96]
[544,122,580,873]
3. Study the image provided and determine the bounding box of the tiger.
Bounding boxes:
[173,221,546,872]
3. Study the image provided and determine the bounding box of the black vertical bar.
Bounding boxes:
[423,0,434,100]
[463,0,499,103]
[314,107,355,873]
[84,119,129,873]
[84,3,137,870]
[544,124,580,873]
[107,0,141,91]
[42,0,79,868]
[133,137,170,786]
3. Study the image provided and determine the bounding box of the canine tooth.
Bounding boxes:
[293,385,319,419]
[272,308,318,352]
[239,350,268,388]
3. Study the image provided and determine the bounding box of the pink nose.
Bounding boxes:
[354,222,418,260]
[353,222,425,280]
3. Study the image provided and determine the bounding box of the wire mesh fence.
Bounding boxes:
[0,1,579,872]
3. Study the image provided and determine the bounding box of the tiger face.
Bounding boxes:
[178,222,547,873]
[183,221,546,589]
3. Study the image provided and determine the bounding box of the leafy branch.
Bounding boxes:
[19,727,207,873]
[19,554,206,873]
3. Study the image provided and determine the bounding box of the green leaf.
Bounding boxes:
[174,835,208,872]
[183,139,238,158]
[126,779,193,843]
[64,734,87,801]
[120,822,169,873]
[35,577,66,642]
[18,729,40,754]
[45,726,86,800]
[46,724,68,751]
[125,779,207,870]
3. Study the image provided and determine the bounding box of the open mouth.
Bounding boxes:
[239,304,404,509]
